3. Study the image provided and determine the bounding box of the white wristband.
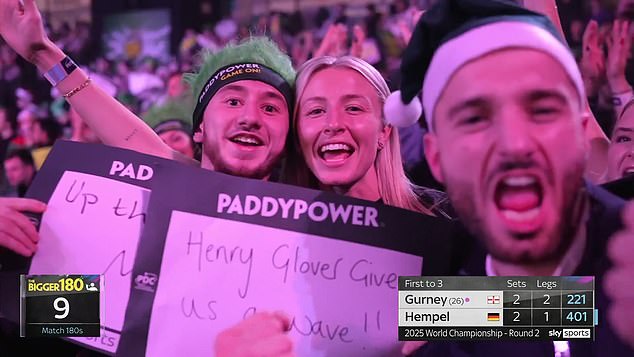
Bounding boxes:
[43,56,78,86]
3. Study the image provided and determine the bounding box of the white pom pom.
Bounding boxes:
[384,90,422,127]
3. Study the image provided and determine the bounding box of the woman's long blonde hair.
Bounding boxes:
[285,56,433,215]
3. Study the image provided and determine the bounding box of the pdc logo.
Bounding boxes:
[134,272,158,292]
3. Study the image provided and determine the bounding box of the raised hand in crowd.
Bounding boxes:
[314,23,347,58]
[349,24,366,58]
[606,20,631,92]
[214,312,295,357]
[605,202,634,349]
[397,10,424,45]
[0,197,46,257]
[0,0,182,161]
[0,0,61,74]
[291,31,313,66]
[606,19,633,116]
[581,20,607,97]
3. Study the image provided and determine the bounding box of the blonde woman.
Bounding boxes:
[287,55,448,216]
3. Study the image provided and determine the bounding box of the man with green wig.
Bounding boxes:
[184,38,295,179]
[0,0,295,180]
[0,1,296,255]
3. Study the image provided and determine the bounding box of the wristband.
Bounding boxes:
[43,56,78,86]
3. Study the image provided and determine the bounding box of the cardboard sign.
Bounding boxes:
[120,162,460,356]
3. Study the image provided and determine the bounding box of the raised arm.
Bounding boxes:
[0,0,195,164]
[606,20,633,119]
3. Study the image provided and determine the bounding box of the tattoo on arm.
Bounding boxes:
[124,128,138,141]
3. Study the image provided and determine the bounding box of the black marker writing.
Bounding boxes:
[102,250,132,277]
[271,244,342,283]
[349,259,398,289]
[185,231,254,299]
[362,310,382,333]
[112,198,146,223]
[64,180,98,214]
[180,297,217,321]
[290,315,353,343]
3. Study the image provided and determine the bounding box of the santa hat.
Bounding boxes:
[384,0,585,130]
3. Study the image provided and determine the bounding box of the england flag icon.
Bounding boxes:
[487,295,500,304]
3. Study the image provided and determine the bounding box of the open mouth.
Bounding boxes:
[318,143,355,163]
[493,174,544,234]
[229,134,263,147]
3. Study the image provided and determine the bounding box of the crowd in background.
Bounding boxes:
[1,0,633,196]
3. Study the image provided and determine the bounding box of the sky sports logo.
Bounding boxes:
[216,193,380,228]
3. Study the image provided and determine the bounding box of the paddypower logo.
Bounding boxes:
[217,193,379,227]
[199,63,263,103]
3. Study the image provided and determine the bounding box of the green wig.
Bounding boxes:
[183,37,296,128]
[142,95,195,134]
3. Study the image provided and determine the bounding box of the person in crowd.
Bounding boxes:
[29,117,61,169]
[3,148,35,198]
[143,98,196,159]
[165,71,188,99]
[0,104,14,150]
[287,55,447,215]
[602,97,634,198]
[607,99,634,181]
[580,18,632,137]
[379,0,633,354]
[594,16,634,188]
[579,15,634,197]
[15,108,37,147]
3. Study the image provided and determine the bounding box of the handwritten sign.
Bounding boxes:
[119,163,460,356]
[0,141,171,355]
[146,211,420,355]
[1,142,462,356]
[29,170,149,353]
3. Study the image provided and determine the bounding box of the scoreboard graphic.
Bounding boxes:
[20,275,102,337]
[398,276,595,341]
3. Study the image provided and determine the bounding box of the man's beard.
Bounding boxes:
[445,162,586,265]
[202,146,277,180]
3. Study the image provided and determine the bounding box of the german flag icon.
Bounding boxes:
[487,312,500,322]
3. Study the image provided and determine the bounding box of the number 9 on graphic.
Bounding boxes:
[20,274,102,337]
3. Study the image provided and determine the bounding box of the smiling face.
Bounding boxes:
[296,67,390,191]
[424,49,587,265]
[194,80,289,179]
[607,108,634,181]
